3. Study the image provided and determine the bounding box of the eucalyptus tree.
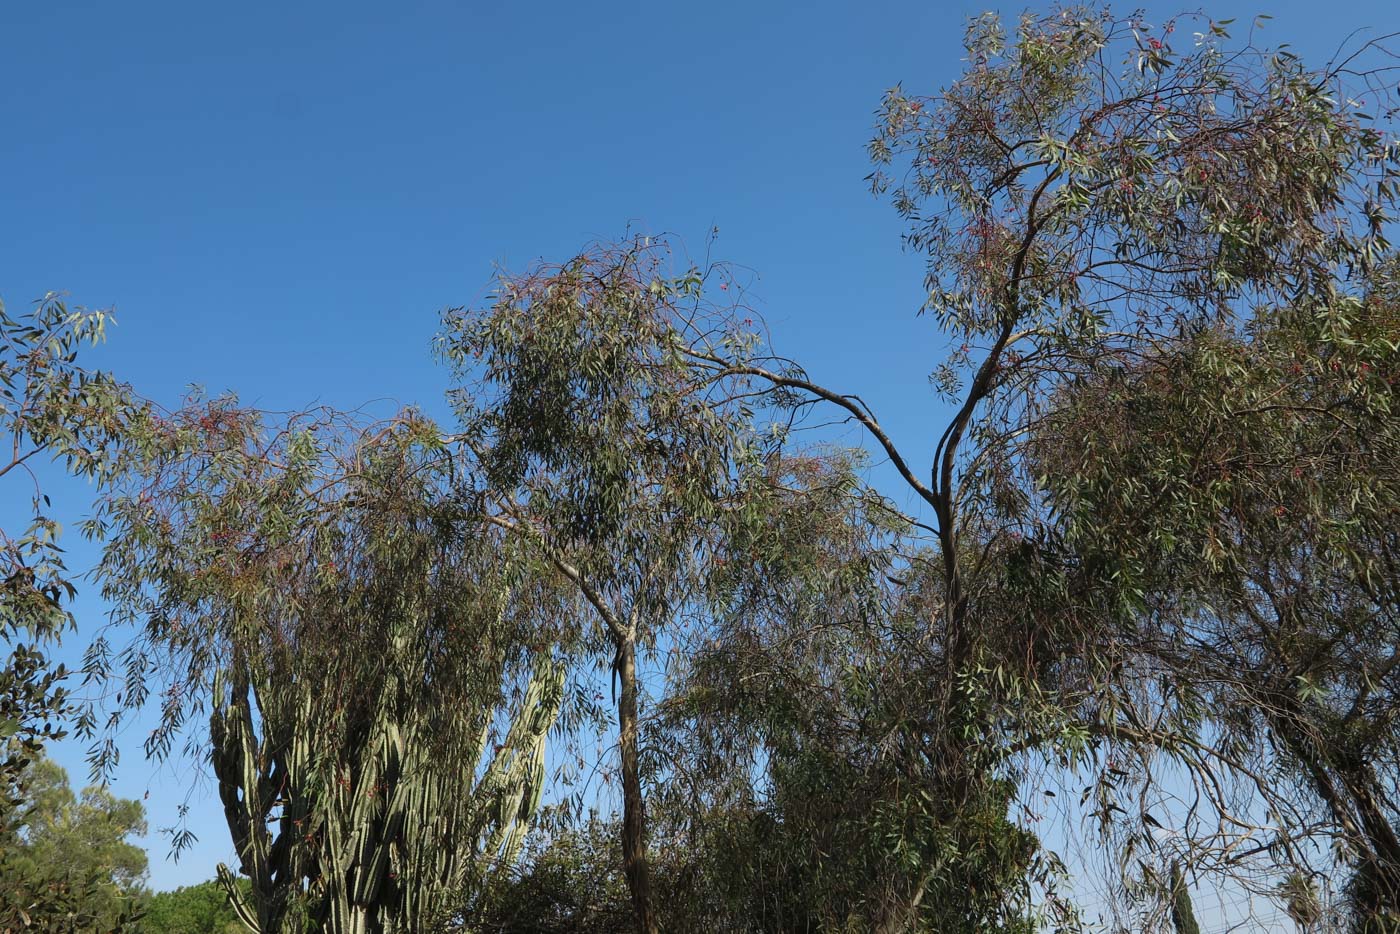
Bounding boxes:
[646,448,907,930]
[865,0,1396,709]
[91,403,568,933]
[847,5,1400,925]
[1032,262,1400,927]
[437,240,766,934]
[861,8,1397,923]
[569,6,1400,924]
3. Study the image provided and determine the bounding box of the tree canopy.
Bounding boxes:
[142,879,251,934]
[9,4,1395,932]
[0,751,146,932]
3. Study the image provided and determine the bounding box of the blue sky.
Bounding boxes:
[3,0,1395,907]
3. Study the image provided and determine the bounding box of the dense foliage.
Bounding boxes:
[141,879,250,934]
[0,752,146,932]
[1033,264,1400,927]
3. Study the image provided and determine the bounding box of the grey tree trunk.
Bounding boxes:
[616,637,657,934]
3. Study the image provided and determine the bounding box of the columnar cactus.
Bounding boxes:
[212,647,564,933]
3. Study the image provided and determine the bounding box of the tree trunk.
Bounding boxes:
[1338,760,1400,917]
[1270,694,1400,917]
[616,636,657,934]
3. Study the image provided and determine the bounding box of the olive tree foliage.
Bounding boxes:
[437,239,769,934]
[1032,261,1400,928]
[469,814,633,934]
[88,403,570,933]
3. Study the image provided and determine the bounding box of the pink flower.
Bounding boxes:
[1148,38,1162,50]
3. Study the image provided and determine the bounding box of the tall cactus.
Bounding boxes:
[212,628,563,933]
[210,665,315,934]
[1169,863,1201,934]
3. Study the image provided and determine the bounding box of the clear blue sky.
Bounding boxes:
[3,0,1394,906]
